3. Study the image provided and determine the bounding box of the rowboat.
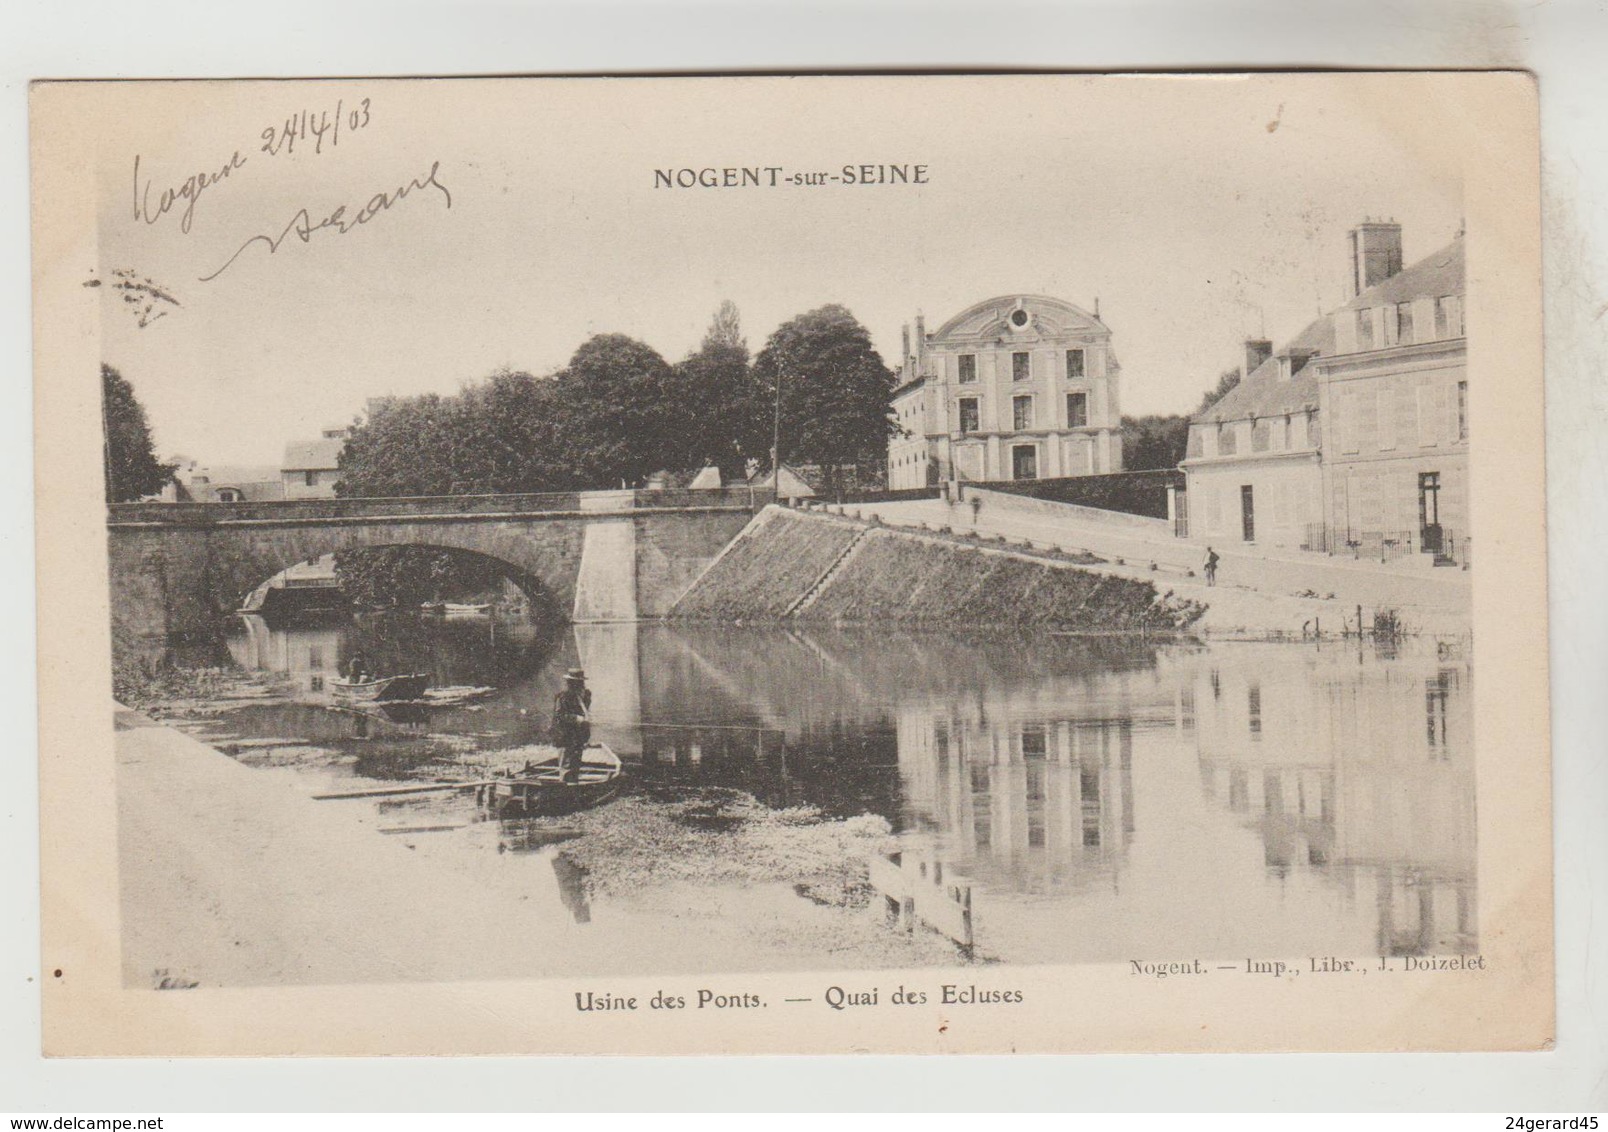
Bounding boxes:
[330,672,431,702]
[476,744,625,817]
[420,601,492,615]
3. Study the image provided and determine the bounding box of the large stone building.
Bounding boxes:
[1318,237,1467,561]
[887,295,1124,490]
[1181,222,1468,564]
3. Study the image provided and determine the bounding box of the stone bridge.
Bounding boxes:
[107,487,770,648]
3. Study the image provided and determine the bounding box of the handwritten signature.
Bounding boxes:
[198,160,453,283]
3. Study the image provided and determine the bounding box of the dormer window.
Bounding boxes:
[1012,352,1031,381]
[1395,301,1415,344]
[1066,348,1085,378]
[1435,295,1463,338]
[957,354,977,383]
[1356,308,1376,351]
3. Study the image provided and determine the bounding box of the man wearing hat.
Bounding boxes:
[552,668,593,783]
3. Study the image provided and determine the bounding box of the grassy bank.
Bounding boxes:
[674,507,1203,632]
[805,530,1202,630]
[670,506,862,619]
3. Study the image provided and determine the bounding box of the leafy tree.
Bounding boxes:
[750,304,895,491]
[334,546,510,608]
[551,334,677,489]
[666,302,763,479]
[101,364,176,503]
[337,371,569,498]
[1196,366,1242,413]
[1121,414,1192,470]
[705,299,744,351]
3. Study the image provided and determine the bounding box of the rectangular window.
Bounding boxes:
[1357,308,1376,351]
[958,354,977,383]
[958,398,979,434]
[1218,422,1238,456]
[1396,301,1415,345]
[1377,387,1396,450]
[1065,348,1085,378]
[1339,390,1360,454]
[1457,381,1468,440]
[304,470,316,487]
[1066,391,1088,428]
[1382,305,1400,346]
[1012,351,1031,381]
[1013,395,1034,431]
[1417,385,1439,447]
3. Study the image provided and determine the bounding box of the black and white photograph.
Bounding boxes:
[30,72,1551,1056]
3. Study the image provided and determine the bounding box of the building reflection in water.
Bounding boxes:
[897,710,1135,892]
[1184,651,1475,957]
[885,640,1475,962]
[229,613,346,694]
[216,616,1476,965]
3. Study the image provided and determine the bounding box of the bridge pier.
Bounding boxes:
[572,519,638,623]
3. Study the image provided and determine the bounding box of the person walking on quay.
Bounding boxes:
[1203,546,1220,587]
[552,667,593,784]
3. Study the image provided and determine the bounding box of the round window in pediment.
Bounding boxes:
[1009,309,1030,329]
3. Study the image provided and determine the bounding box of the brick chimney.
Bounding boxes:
[1348,219,1404,298]
[1244,338,1273,377]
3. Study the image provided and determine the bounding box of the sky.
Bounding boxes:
[94,75,1466,467]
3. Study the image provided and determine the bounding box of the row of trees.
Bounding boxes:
[335,302,898,497]
[1118,364,1241,470]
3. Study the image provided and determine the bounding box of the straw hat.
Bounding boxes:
[564,668,588,683]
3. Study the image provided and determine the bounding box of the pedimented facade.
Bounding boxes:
[887,295,1124,489]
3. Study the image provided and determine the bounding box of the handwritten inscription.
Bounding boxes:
[260,98,372,158]
[198,160,453,282]
[133,151,248,235]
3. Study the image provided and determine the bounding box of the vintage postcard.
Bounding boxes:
[31,73,1550,1055]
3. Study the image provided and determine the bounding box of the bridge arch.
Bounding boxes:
[240,544,566,620]
[106,493,764,656]
[109,517,588,652]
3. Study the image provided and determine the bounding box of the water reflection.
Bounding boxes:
[213,614,1475,966]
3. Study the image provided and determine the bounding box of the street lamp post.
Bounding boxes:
[770,351,785,501]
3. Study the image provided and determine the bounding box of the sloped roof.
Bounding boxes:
[1194,314,1333,425]
[745,465,818,497]
[281,437,345,472]
[198,464,281,486]
[1193,235,1463,427]
[1340,235,1463,311]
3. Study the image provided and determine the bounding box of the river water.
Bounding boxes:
[179,611,1475,977]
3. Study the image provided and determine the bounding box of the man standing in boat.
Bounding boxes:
[552,668,593,784]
